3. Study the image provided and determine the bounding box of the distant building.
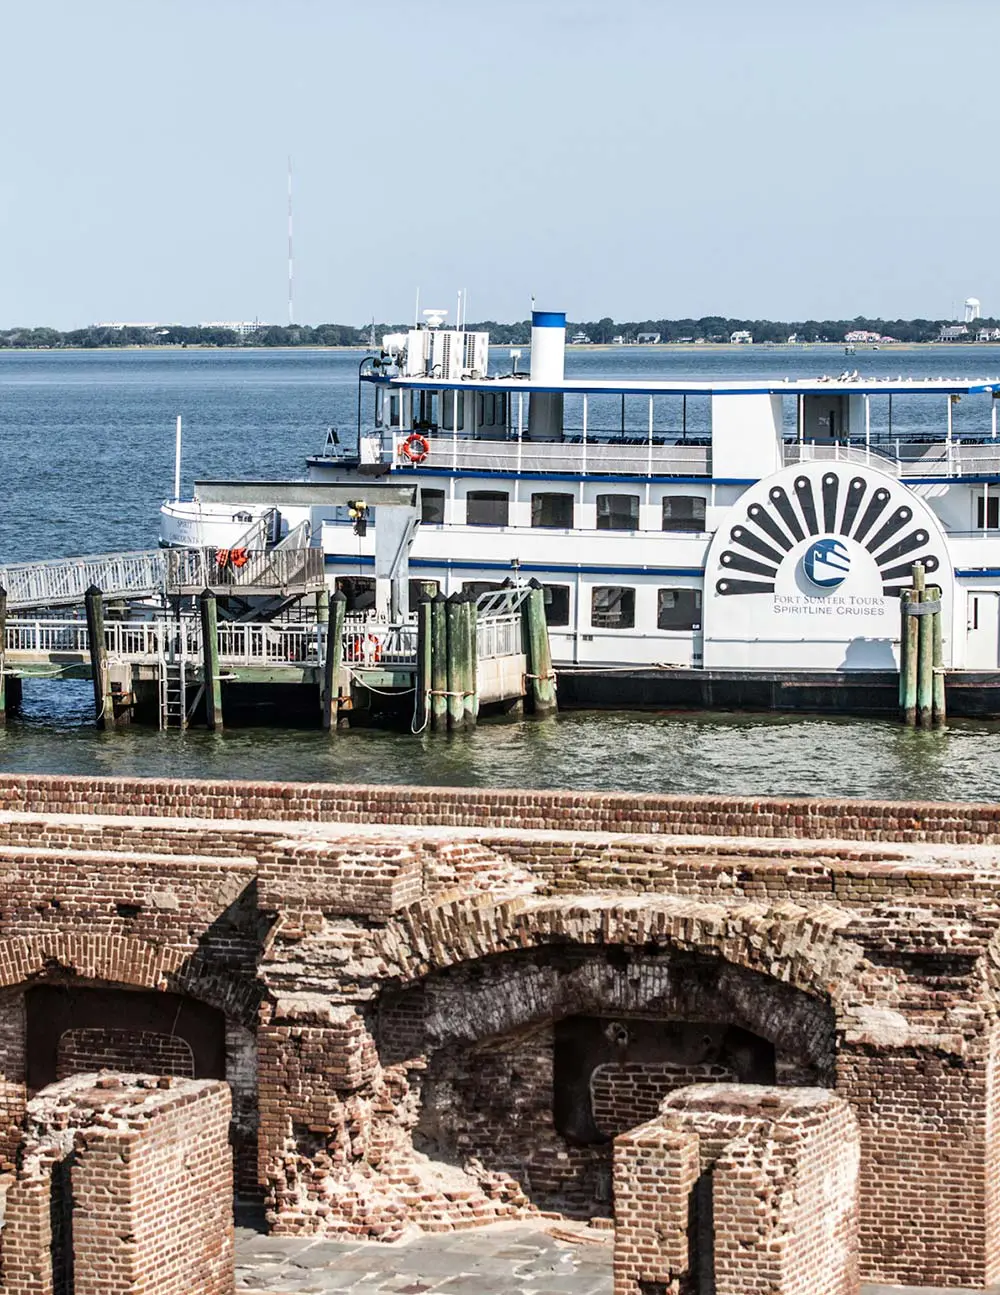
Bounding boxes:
[636,332,661,344]
[199,321,261,336]
[844,329,882,344]
[940,324,970,341]
[93,322,162,330]
[978,327,1000,342]
[730,330,753,345]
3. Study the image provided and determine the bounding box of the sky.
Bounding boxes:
[2,0,999,328]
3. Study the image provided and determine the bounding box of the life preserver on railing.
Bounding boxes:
[215,548,231,569]
[400,432,430,463]
[230,548,249,568]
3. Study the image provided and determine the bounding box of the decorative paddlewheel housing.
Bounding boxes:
[703,461,953,670]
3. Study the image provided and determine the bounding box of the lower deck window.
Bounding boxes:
[420,489,445,524]
[532,492,575,528]
[466,491,509,526]
[543,584,571,626]
[462,580,506,601]
[657,588,702,631]
[977,493,1000,529]
[409,578,439,606]
[336,576,375,612]
[596,494,640,531]
[592,586,635,629]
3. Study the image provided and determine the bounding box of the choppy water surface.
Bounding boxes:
[3,343,1000,800]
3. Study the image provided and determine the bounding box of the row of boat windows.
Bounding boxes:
[419,489,707,531]
[335,577,702,632]
[385,391,510,431]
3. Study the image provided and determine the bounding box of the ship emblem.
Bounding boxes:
[803,537,851,590]
[716,471,940,597]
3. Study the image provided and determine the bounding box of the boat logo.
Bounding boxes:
[715,470,940,597]
[803,536,850,591]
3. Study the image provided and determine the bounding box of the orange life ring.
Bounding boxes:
[230,547,249,568]
[401,432,430,463]
[215,548,231,568]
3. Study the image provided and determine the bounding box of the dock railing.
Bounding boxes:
[164,546,324,594]
[0,551,167,611]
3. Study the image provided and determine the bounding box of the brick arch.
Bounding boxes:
[0,934,259,1028]
[377,892,862,1010]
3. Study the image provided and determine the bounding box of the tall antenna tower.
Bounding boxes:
[287,155,294,326]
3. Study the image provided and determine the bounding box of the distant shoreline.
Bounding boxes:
[4,340,1000,356]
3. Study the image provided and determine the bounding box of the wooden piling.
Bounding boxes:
[199,588,223,731]
[900,588,918,727]
[316,587,330,626]
[446,593,467,731]
[85,585,116,730]
[910,562,933,729]
[430,593,448,733]
[322,590,346,731]
[523,580,557,717]
[930,583,946,726]
[0,585,6,725]
[416,594,433,732]
[464,591,478,729]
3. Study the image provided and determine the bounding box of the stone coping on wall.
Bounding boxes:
[2,772,1000,843]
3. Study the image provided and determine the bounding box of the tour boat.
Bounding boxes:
[160,311,1000,714]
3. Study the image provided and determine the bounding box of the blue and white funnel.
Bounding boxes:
[527,310,566,441]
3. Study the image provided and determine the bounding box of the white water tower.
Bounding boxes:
[965,297,982,323]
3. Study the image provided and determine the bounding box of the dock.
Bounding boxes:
[0,546,547,732]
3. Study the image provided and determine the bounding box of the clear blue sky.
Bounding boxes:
[2,0,998,328]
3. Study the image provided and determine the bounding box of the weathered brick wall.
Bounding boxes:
[6,770,1000,842]
[3,1074,233,1295]
[613,1086,859,1295]
[0,778,996,1285]
[56,1027,195,1079]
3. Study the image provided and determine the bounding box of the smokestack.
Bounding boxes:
[527,310,566,442]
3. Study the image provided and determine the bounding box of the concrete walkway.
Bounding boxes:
[235,1220,1000,1295]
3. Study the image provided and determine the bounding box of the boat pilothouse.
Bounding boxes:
[160,308,1000,711]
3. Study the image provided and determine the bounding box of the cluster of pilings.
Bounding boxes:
[899,562,946,727]
[412,579,557,734]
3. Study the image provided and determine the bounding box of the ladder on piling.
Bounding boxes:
[158,626,189,730]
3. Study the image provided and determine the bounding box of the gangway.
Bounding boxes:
[0,544,325,613]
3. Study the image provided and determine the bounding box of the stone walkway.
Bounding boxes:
[235,1220,1000,1294]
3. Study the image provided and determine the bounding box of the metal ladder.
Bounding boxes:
[158,621,188,730]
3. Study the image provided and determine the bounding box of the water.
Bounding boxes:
[3,342,1000,801]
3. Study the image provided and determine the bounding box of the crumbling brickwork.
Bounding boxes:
[0,1072,232,1295]
[613,1085,859,1295]
[0,774,998,1285]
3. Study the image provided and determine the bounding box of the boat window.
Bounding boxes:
[662,495,706,533]
[420,489,446,524]
[543,584,571,626]
[375,388,384,427]
[462,581,506,600]
[409,578,439,606]
[335,576,376,612]
[466,491,509,526]
[977,493,1000,529]
[389,392,400,426]
[442,390,465,432]
[596,494,640,531]
[591,586,635,629]
[657,588,702,631]
[531,492,574,528]
[414,391,438,429]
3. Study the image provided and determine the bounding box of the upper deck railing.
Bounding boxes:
[785,439,1000,479]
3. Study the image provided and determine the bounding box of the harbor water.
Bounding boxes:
[4,342,1000,800]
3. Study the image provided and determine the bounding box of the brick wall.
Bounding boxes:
[614,1086,860,1295]
[56,1028,195,1080]
[5,1074,233,1295]
[4,770,1000,842]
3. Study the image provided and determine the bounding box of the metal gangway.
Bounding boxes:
[0,536,323,614]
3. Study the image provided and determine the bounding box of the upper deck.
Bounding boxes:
[346,314,1000,484]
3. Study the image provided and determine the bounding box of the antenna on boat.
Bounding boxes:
[456,289,462,331]
[414,287,420,328]
[173,415,182,502]
[287,155,294,326]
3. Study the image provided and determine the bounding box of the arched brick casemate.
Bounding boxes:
[0,773,997,1288]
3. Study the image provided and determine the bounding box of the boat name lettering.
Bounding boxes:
[773,594,887,617]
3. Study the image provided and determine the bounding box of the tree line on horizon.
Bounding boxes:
[0,315,996,349]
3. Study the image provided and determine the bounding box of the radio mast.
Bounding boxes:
[287,156,294,326]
